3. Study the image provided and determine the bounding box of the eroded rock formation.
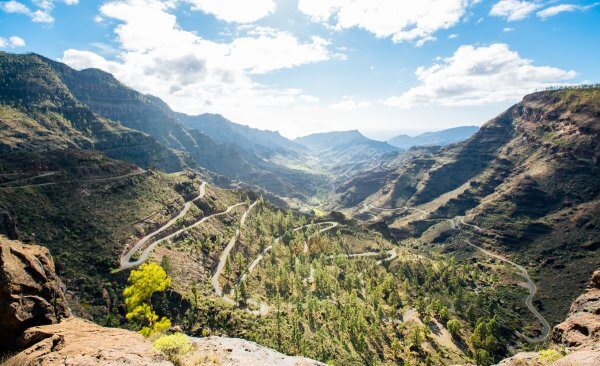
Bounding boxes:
[0,235,70,351]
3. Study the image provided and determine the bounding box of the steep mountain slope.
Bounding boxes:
[388,126,479,149]
[0,52,185,172]
[340,86,600,324]
[176,112,307,158]
[42,56,327,201]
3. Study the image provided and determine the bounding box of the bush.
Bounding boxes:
[153,333,192,361]
[539,349,562,364]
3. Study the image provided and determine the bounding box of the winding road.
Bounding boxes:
[212,200,258,298]
[119,182,206,270]
[457,217,550,342]
[362,203,428,220]
[0,169,146,189]
[359,204,550,342]
[237,221,340,285]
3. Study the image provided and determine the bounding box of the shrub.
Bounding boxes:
[539,349,562,364]
[153,333,192,361]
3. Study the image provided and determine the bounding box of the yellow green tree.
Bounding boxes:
[123,262,172,337]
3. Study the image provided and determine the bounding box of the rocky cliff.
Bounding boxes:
[0,235,70,352]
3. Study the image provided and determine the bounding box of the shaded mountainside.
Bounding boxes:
[42,55,327,201]
[339,86,600,325]
[176,112,308,158]
[0,52,185,172]
[387,126,479,150]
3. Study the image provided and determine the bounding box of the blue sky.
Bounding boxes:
[1,0,599,139]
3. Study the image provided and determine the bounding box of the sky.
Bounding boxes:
[1,0,599,139]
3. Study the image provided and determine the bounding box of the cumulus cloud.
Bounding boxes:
[61,0,335,113]
[383,43,576,108]
[490,0,541,21]
[537,3,599,19]
[0,35,26,48]
[297,0,477,45]
[185,0,275,23]
[329,97,372,111]
[0,0,77,23]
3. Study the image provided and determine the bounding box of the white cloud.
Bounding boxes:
[1,0,30,14]
[299,94,319,103]
[185,0,275,23]
[537,3,599,19]
[61,0,335,114]
[1,0,77,23]
[8,35,25,46]
[448,33,459,39]
[297,0,477,45]
[0,0,54,23]
[490,0,541,21]
[329,97,372,111]
[383,43,576,108]
[31,9,54,22]
[503,27,514,32]
[0,35,26,48]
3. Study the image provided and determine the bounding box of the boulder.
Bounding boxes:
[0,235,71,351]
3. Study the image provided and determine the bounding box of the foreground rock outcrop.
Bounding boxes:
[0,235,70,351]
[5,317,173,366]
[499,268,600,366]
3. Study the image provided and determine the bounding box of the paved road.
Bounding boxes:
[212,200,258,298]
[360,205,550,343]
[362,203,428,220]
[0,171,57,186]
[458,217,550,342]
[0,169,146,189]
[237,221,339,285]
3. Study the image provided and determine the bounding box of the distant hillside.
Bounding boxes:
[295,130,400,178]
[337,86,600,325]
[176,112,307,158]
[296,130,397,153]
[387,126,479,149]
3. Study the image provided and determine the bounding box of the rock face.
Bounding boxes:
[6,317,173,366]
[187,336,326,366]
[0,235,71,352]
[552,269,600,348]
[499,268,600,366]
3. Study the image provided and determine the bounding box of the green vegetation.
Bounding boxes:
[148,200,526,365]
[153,333,192,363]
[124,263,172,337]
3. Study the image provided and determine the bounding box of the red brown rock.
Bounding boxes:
[0,235,70,351]
[7,317,173,365]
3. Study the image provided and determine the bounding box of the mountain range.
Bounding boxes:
[387,126,479,150]
[1,51,599,366]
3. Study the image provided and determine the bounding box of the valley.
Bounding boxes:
[0,52,598,366]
